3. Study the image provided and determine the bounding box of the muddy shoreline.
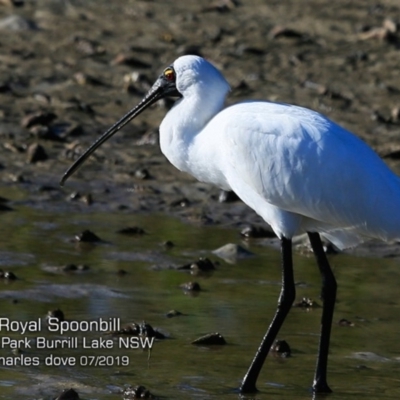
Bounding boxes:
[1,0,400,256]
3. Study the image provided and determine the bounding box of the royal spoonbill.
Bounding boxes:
[61,55,400,393]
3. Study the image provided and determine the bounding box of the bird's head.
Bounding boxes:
[60,55,228,186]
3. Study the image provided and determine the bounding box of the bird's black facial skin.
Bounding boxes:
[59,66,181,186]
[159,66,181,97]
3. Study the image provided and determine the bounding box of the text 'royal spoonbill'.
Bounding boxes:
[60,55,400,394]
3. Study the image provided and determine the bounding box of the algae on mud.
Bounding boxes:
[1,0,400,398]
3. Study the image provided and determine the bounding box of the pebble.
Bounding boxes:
[270,339,291,357]
[293,297,318,309]
[241,225,275,238]
[192,332,226,345]
[0,0,25,6]
[112,321,165,339]
[26,143,48,163]
[218,190,239,203]
[338,318,354,327]
[177,257,216,271]
[74,230,102,243]
[162,240,174,249]
[116,226,146,235]
[0,270,17,280]
[112,54,151,68]
[55,388,80,400]
[21,111,57,128]
[212,243,254,263]
[46,309,65,322]
[0,14,36,31]
[269,25,304,39]
[179,281,201,291]
[165,310,182,318]
[123,385,153,399]
[29,125,61,141]
[0,203,13,211]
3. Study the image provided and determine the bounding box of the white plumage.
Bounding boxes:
[61,54,400,393]
[160,55,400,249]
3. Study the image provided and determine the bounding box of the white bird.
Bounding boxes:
[61,55,400,394]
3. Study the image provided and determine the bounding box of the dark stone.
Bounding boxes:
[192,332,227,345]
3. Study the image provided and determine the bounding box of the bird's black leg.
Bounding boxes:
[307,232,337,393]
[240,237,295,393]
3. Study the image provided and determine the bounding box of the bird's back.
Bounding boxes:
[197,101,400,248]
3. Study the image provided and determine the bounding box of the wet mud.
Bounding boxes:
[1,1,400,399]
[0,0,399,252]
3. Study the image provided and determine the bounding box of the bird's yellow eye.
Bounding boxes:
[164,67,175,81]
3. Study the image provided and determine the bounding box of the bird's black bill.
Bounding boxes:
[60,75,179,186]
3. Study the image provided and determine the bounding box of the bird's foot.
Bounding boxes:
[312,379,332,394]
[239,380,258,395]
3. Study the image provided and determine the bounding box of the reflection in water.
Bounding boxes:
[1,206,400,399]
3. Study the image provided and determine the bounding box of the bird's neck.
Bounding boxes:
[159,88,227,173]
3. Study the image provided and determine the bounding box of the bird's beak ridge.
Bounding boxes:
[60,75,180,186]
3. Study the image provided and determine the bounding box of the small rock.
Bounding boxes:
[177,257,215,271]
[46,309,65,322]
[0,14,36,31]
[75,230,101,243]
[60,264,89,272]
[138,321,165,339]
[165,310,182,318]
[383,18,397,34]
[212,243,254,263]
[21,111,56,128]
[0,270,17,280]
[192,332,226,345]
[62,264,78,272]
[4,141,25,153]
[73,72,104,86]
[117,227,146,235]
[338,318,354,327]
[0,0,24,6]
[117,269,128,276]
[32,92,51,104]
[270,339,291,357]
[180,281,201,291]
[112,54,151,68]
[293,297,318,308]
[26,143,48,163]
[71,35,104,56]
[218,190,239,203]
[358,19,398,43]
[190,257,216,271]
[112,321,165,340]
[201,0,239,13]
[29,125,61,141]
[162,240,174,249]
[0,203,13,211]
[55,388,80,400]
[391,106,400,122]
[135,130,158,146]
[61,123,84,138]
[123,385,153,399]
[170,197,190,207]
[241,225,275,238]
[68,192,92,205]
[134,168,150,180]
[269,25,304,39]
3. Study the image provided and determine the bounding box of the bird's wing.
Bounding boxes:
[216,102,400,246]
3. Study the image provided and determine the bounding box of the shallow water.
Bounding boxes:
[1,190,400,400]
